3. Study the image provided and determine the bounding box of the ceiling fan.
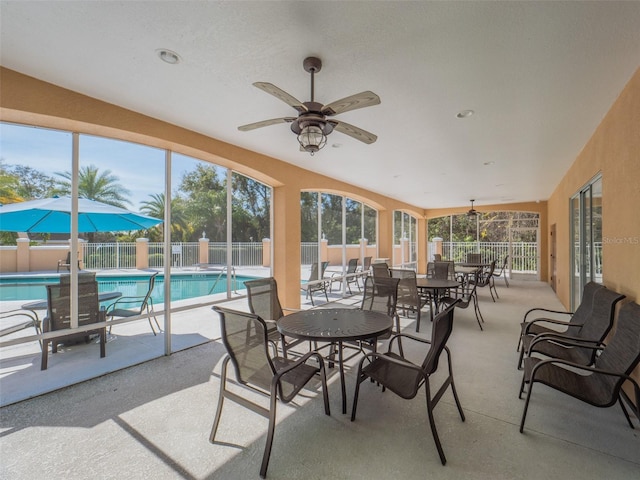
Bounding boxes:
[238,56,380,155]
[467,199,478,216]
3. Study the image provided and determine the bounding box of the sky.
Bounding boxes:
[0,122,207,211]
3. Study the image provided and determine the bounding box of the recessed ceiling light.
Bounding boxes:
[157,49,181,65]
[456,109,474,119]
[332,143,342,148]
[483,161,495,166]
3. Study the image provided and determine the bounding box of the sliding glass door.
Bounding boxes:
[570,174,603,309]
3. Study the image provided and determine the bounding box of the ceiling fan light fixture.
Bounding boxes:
[298,124,327,155]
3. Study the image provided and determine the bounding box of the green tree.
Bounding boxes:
[177,164,227,241]
[139,193,190,241]
[55,164,131,208]
[8,164,55,200]
[232,174,270,241]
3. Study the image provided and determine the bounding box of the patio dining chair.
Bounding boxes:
[519,301,640,433]
[210,306,330,479]
[360,276,402,354]
[106,272,161,335]
[371,262,390,278]
[469,260,498,301]
[41,279,106,370]
[245,277,308,357]
[518,285,625,369]
[56,251,80,272]
[300,261,330,306]
[390,268,429,332]
[350,301,464,465]
[440,270,484,330]
[493,255,509,287]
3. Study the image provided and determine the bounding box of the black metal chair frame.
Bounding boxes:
[210,306,330,478]
[0,309,42,349]
[350,301,464,465]
[440,270,484,330]
[493,255,509,287]
[390,268,430,333]
[42,280,106,370]
[519,301,640,433]
[330,258,361,294]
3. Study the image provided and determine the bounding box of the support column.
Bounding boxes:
[199,237,209,265]
[136,238,149,269]
[262,238,271,267]
[16,238,30,272]
[417,217,427,274]
[272,184,301,309]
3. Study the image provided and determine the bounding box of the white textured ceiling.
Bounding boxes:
[1,1,639,209]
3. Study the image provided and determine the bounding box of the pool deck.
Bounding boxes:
[0,265,358,406]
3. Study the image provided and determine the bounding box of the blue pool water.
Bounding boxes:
[0,274,253,304]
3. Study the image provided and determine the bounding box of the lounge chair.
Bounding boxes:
[330,258,360,294]
[519,301,640,433]
[106,272,160,335]
[210,306,330,478]
[518,285,625,369]
[518,281,602,353]
[350,301,464,465]
[300,261,329,306]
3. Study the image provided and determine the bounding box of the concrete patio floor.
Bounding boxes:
[1,279,639,479]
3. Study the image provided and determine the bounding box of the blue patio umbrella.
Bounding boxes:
[0,196,163,233]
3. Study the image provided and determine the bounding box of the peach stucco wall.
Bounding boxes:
[0,67,423,308]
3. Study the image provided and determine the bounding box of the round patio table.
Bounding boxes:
[278,308,392,414]
[416,278,461,320]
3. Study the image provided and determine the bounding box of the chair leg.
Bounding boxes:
[259,386,279,479]
[350,369,365,421]
[210,357,230,443]
[99,329,106,358]
[424,382,447,465]
[519,380,535,433]
[618,396,635,429]
[41,340,49,370]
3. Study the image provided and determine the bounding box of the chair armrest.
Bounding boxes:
[523,307,573,322]
[273,349,325,376]
[106,296,145,312]
[522,317,582,335]
[387,332,432,353]
[527,332,603,353]
[530,357,640,386]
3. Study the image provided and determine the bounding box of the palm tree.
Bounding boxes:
[55,164,131,208]
[55,164,132,242]
[140,193,190,241]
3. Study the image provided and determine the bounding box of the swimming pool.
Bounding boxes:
[0,273,254,304]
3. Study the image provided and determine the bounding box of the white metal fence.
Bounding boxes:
[83,241,263,269]
[431,241,539,273]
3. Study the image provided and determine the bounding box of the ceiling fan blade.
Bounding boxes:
[322,91,380,116]
[329,120,377,144]
[238,117,296,131]
[253,82,308,113]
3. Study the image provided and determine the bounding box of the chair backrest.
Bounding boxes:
[321,261,329,276]
[495,255,509,275]
[371,262,390,278]
[577,286,625,343]
[140,272,158,310]
[46,280,101,331]
[361,276,400,317]
[595,302,640,387]
[466,253,482,264]
[308,263,321,281]
[245,277,284,321]
[362,256,372,271]
[433,253,442,262]
[59,272,96,285]
[457,270,480,305]
[213,306,275,392]
[433,261,450,280]
[422,301,459,375]
[389,268,419,307]
[562,281,603,335]
[346,258,359,274]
